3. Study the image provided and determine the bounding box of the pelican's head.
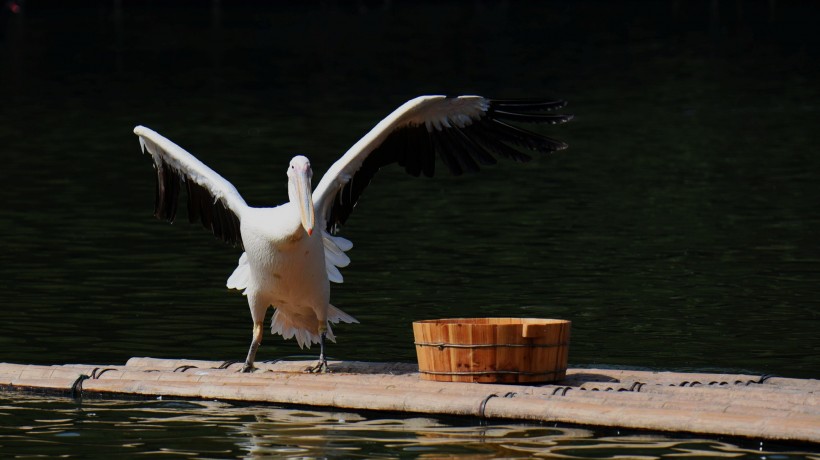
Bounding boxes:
[287,155,315,236]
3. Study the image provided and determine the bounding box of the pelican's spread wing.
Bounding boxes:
[313,95,572,233]
[134,125,248,247]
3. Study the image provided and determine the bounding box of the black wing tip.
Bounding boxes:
[489,98,569,111]
[492,111,574,125]
[487,98,573,125]
[150,160,243,249]
[552,139,570,151]
[153,161,181,223]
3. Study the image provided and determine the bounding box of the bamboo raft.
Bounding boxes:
[1,358,818,443]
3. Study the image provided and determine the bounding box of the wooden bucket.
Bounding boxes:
[413,317,570,383]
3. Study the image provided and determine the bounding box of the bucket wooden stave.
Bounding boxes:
[413,318,570,383]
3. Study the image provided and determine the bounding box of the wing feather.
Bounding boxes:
[134,126,248,247]
[312,95,571,233]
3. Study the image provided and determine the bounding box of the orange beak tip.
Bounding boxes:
[307,228,314,236]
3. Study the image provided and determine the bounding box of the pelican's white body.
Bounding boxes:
[227,205,328,347]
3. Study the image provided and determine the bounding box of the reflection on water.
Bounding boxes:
[1,394,816,459]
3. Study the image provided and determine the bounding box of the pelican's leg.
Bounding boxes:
[306,332,329,373]
[241,322,264,373]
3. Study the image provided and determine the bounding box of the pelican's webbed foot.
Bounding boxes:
[305,332,330,373]
[240,363,256,373]
[305,359,328,374]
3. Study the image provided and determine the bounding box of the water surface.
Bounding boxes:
[1,394,817,459]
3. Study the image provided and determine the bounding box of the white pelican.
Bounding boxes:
[134,95,571,372]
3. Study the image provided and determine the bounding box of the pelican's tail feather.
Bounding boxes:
[226,252,250,293]
[270,304,358,349]
[328,303,358,325]
[270,309,317,349]
[322,304,358,345]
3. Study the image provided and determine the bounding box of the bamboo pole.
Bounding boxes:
[0,359,817,443]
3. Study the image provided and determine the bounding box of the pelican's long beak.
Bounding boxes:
[294,167,315,236]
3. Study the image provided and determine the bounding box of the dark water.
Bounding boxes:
[1,1,819,457]
[3,394,817,459]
